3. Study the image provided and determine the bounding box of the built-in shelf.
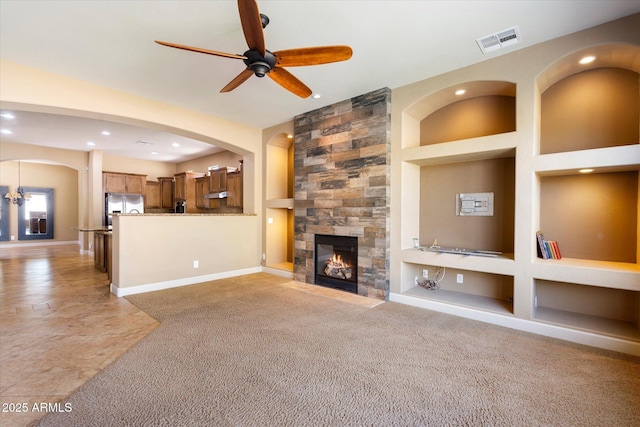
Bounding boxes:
[394,43,640,354]
[532,258,640,291]
[265,198,294,209]
[402,261,514,315]
[404,285,513,316]
[265,131,294,269]
[538,169,637,264]
[534,144,640,175]
[534,306,640,343]
[402,249,515,276]
[534,278,639,343]
[403,132,517,166]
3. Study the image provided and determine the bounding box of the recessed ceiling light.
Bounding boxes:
[86,141,96,146]
[579,168,594,173]
[287,134,293,139]
[579,56,595,65]
[101,130,111,136]
[1,113,15,119]
[455,89,466,96]
[312,93,322,99]
[172,142,180,148]
[151,151,159,155]
[1,129,12,135]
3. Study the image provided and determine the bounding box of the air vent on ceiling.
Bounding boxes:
[136,140,154,146]
[476,26,521,54]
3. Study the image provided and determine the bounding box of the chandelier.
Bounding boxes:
[4,161,31,206]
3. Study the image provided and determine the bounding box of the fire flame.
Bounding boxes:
[328,253,350,269]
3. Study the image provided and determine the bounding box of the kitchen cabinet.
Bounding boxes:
[196,176,221,209]
[209,168,228,193]
[103,172,146,194]
[174,171,205,212]
[94,231,112,281]
[106,232,112,282]
[145,177,174,210]
[174,173,187,202]
[226,171,243,208]
[158,177,174,209]
[94,232,106,272]
[195,176,208,209]
[145,181,161,209]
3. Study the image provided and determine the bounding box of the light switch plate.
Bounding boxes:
[456,192,494,216]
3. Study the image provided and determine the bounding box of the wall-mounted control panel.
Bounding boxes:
[456,192,494,216]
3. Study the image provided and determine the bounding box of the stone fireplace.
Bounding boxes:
[293,88,391,300]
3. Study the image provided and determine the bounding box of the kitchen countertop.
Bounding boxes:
[114,213,257,216]
[75,227,112,233]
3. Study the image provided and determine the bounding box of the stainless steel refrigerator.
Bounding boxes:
[105,193,144,227]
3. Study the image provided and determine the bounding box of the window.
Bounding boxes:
[0,186,8,241]
[18,187,54,240]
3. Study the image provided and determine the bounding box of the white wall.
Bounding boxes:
[112,214,260,295]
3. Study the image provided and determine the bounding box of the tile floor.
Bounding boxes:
[0,244,158,426]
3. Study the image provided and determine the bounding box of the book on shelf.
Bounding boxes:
[536,231,562,260]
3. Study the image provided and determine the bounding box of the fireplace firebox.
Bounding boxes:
[314,234,358,293]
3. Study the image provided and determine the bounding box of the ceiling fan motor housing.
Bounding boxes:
[244,50,276,77]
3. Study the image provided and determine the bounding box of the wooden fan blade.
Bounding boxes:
[268,67,312,98]
[273,46,353,67]
[237,0,265,56]
[155,40,246,60]
[220,69,254,93]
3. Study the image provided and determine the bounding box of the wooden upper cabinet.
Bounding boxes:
[158,177,174,209]
[209,168,228,193]
[103,173,126,193]
[174,171,205,212]
[227,172,243,208]
[174,173,187,201]
[103,172,147,194]
[125,174,145,194]
[195,176,208,209]
[145,181,161,209]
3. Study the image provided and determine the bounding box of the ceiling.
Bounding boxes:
[1,1,639,162]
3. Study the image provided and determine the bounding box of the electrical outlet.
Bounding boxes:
[10,235,15,241]
[262,253,266,260]
[193,260,199,268]
[456,274,463,284]
[422,269,429,278]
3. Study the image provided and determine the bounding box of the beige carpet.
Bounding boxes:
[37,273,639,426]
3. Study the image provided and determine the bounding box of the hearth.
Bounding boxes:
[314,234,358,293]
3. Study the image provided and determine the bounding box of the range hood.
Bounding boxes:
[204,191,228,199]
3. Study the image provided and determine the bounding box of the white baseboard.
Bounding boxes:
[111,267,262,297]
[389,292,640,357]
[261,266,294,279]
[0,240,80,249]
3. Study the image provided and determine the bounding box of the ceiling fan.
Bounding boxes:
[155,0,353,98]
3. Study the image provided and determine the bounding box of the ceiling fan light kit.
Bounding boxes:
[155,0,352,98]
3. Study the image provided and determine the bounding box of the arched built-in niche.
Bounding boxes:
[538,44,640,155]
[536,44,640,263]
[405,81,517,254]
[399,80,518,316]
[402,81,516,150]
[532,44,640,341]
[264,132,294,271]
[420,84,516,145]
